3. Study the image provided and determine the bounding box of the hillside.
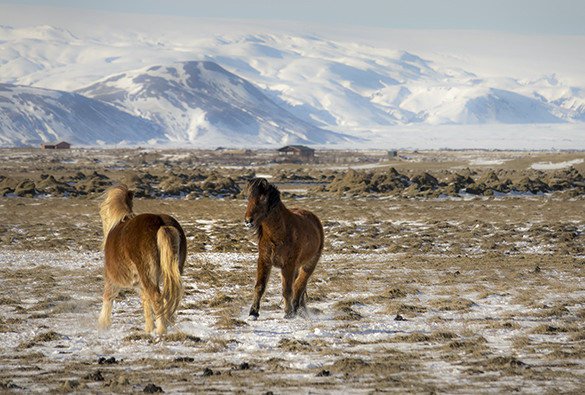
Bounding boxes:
[0,5,584,149]
[0,83,162,147]
[74,61,353,147]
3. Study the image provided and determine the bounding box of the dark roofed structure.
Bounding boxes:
[41,141,71,150]
[277,145,315,157]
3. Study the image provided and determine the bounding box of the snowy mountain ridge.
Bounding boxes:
[74,61,353,147]
[0,83,164,147]
[0,4,584,149]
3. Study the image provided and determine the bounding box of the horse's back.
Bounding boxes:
[116,214,172,241]
[290,208,323,232]
[289,208,324,255]
[105,213,186,270]
[123,213,185,235]
[130,214,187,270]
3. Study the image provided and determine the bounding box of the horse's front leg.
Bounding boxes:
[249,256,272,320]
[98,274,120,330]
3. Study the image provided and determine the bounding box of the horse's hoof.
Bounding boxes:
[247,315,258,322]
[97,322,111,331]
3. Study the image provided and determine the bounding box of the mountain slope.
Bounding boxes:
[74,61,353,147]
[0,83,163,147]
[1,5,585,149]
[397,86,567,125]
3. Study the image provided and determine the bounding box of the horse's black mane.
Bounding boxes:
[248,178,282,238]
[266,183,281,214]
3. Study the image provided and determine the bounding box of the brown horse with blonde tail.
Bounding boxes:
[98,184,186,335]
[244,178,324,320]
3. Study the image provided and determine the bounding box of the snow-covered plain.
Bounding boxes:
[2,248,585,393]
[0,4,585,149]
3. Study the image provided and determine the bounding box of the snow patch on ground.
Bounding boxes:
[530,158,584,170]
[2,248,585,392]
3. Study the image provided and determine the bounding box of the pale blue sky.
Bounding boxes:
[2,0,584,35]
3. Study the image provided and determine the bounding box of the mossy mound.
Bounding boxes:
[324,169,376,195]
[201,175,241,197]
[371,167,411,193]
[513,177,550,194]
[35,175,73,197]
[272,170,316,183]
[159,174,190,196]
[440,173,474,196]
[75,172,112,195]
[121,172,157,198]
[0,177,18,196]
[410,172,438,190]
[13,180,37,197]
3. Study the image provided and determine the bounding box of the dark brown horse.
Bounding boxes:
[245,178,324,319]
[98,184,186,335]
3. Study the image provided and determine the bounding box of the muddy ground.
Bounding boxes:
[1,148,585,394]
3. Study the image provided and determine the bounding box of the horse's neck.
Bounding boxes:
[262,204,289,237]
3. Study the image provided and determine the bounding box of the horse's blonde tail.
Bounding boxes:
[157,226,184,325]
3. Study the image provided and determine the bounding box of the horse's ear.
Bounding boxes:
[260,178,269,189]
[128,190,135,200]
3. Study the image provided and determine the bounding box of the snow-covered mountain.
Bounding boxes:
[0,83,163,147]
[74,61,353,147]
[0,4,584,149]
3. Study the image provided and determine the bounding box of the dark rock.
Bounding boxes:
[84,371,105,381]
[98,356,117,365]
[144,383,164,393]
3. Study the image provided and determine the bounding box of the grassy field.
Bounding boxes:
[1,148,584,393]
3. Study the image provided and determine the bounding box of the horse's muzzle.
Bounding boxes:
[244,218,253,228]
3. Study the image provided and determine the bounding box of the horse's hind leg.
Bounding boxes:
[140,289,155,333]
[141,280,166,335]
[98,274,120,329]
[299,290,308,314]
[281,266,296,319]
[294,269,308,313]
[293,269,308,315]
[292,256,320,317]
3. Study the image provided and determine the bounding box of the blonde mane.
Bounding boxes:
[99,184,135,249]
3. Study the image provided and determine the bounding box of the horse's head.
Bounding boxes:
[245,178,280,230]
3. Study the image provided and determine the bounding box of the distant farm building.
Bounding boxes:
[278,145,315,158]
[41,141,71,150]
[223,149,252,155]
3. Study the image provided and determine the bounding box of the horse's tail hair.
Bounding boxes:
[99,184,135,250]
[157,225,184,325]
